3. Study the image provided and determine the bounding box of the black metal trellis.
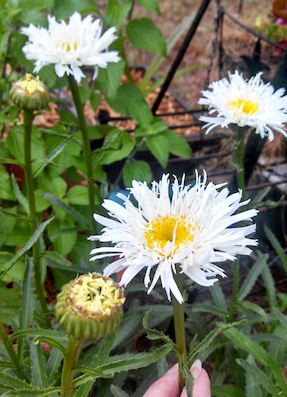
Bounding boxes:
[98,0,287,195]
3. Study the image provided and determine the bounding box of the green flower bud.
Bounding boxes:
[10,74,49,111]
[56,273,125,340]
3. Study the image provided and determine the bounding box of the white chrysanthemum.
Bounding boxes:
[89,173,258,303]
[198,71,287,140]
[21,12,120,83]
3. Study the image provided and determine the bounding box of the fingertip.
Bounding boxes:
[143,364,179,397]
[192,369,211,397]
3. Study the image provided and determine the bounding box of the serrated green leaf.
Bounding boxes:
[127,18,166,56]
[77,344,172,378]
[209,283,228,311]
[223,327,287,393]
[2,387,61,396]
[264,226,287,273]
[105,0,132,27]
[44,193,90,229]
[30,344,48,388]
[0,372,33,390]
[10,174,29,214]
[47,348,63,384]
[238,255,266,301]
[0,217,54,280]
[123,160,152,187]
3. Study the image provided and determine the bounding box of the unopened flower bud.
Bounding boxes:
[10,74,49,111]
[56,273,125,340]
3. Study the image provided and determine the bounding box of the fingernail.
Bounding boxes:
[191,359,202,380]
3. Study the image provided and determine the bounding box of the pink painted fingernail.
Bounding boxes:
[191,359,202,380]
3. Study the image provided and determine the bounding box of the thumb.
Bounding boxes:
[180,359,211,397]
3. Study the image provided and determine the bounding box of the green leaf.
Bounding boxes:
[2,387,61,396]
[264,226,287,273]
[212,385,242,397]
[223,327,287,393]
[18,257,34,362]
[105,0,132,28]
[107,84,152,124]
[238,301,268,323]
[138,0,160,14]
[146,134,169,167]
[209,282,228,312]
[237,357,280,397]
[127,18,166,56]
[110,385,129,397]
[9,328,66,345]
[188,321,245,364]
[74,381,94,397]
[98,60,125,98]
[166,132,191,158]
[44,193,91,229]
[95,130,135,165]
[0,166,14,200]
[66,185,89,206]
[0,372,33,390]
[34,189,50,212]
[47,218,77,256]
[33,133,76,178]
[47,348,63,384]
[10,174,29,214]
[30,344,48,388]
[123,160,152,187]
[261,255,277,308]
[0,217,54,280]
[77,344,172,379]
[54,0,98,18]
[238,255,266,301]
[135,119,168,138]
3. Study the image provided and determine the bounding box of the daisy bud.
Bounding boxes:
[56,273,125,340]
[10,74,49,111]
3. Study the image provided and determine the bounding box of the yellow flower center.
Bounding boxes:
[228,98,259,115]
[68,274,125,317]
[144,215,196,254]
[17,74,46,95]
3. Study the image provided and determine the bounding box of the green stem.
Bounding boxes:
[0,324,27,381]
[23,110,50,326]
[228,259,239,322]
[60,335,83,397]
[67,75,95,215]
[234,127,246,197]
[172,276,187,390]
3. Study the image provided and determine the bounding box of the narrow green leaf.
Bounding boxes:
[44,193,90,229]
[224,327,287,393]
[238,255,266,301]
[2,387,61,396]
[0,217,54,280]
[47,348,63,383]
[237,358,280,397]
[9,328,66,345]
[18,257,35,364]
[0,372,33,390]
[110,385,129,397]
[33,133,75,178]
[74,381,94,397]
[209,283,228,311]
[10,174,29,214]
[238,301,268,323]
[30,344,48,388]
[264,225,287,272]
[77,345,172,378]
[188,321,245,364]
[261,256,277,307]
[212,385,242,397]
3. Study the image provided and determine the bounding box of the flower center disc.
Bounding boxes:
[228,98,259,115]
[144,215,195,253]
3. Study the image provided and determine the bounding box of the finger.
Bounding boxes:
[180,360,211,397]
[143,364,179,397]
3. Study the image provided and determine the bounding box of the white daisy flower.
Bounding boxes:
[89,172,258,303]
[21,12,120,83]
[198,71,287,141]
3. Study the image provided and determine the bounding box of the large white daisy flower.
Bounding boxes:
[89,173,258,303]
[198,71,287,141]
[21,12,120,83]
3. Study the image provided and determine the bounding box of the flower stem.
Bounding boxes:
[172,276,187,390]
[67,75,95,215]
[234,127,246,197]
[23,109,50,326]
[60,335,83,397]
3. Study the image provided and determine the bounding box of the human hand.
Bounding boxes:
[143,359,211,397]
